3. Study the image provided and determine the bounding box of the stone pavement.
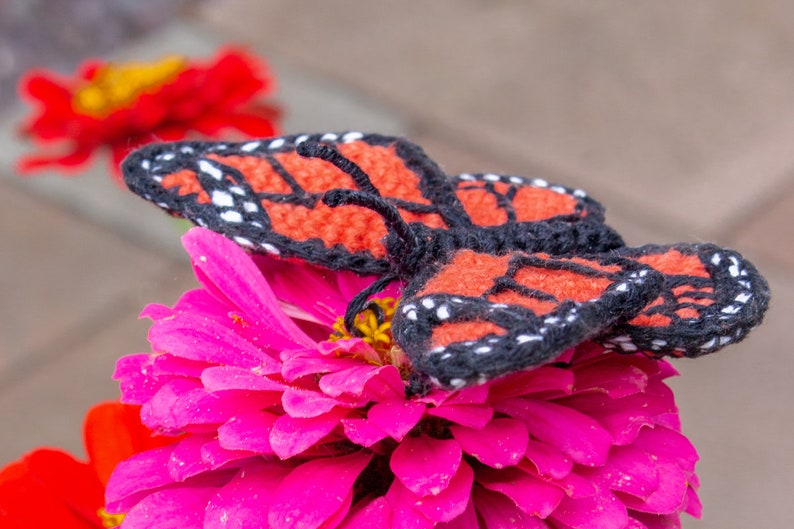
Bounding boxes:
[1,2,792,528]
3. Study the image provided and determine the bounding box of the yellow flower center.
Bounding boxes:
[73,55,187,117]
[97,507,125,528]
[330,297,410,376]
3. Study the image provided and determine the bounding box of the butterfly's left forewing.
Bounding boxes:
[123,133,462,275]
[393,249,663,388]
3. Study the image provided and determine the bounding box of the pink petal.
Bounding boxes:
[139,301,174,321]
[337,497,392,529]
[390,435,462,496]
[282,388,344,417]
[559,381,676,446]
[148,314,279,369]
[105,446,174,512]
[588,444,659,499]
[404,461,474,522]
[199,439,255,469]
[201,365,285,391]
[342,417,388,447]
[281,354,361,381]
[477,467,564,518]
[473,488,550,529]
[684,485,702,518]
[444,384,491,405]
[368,400,426,441]
[270,408,349,458]
[205,463,292,529]
[121,487,217,529]
[518,461,595,499]
[115,354,163,403]
[497,398,612,467]
[488,366,574,401]
[260,256,357,324]
[427,404,493,429]
[619,461,689,514]
[320,364,405,401]
[551,490,629,529]
[217,410,278,454]
[524,439,573,480]
[632,427,698,473]
[167,435,215,481]
[143,380,279,431]
[436,500,479,529]
[269,452,372,529]
[385,481,435,529]
[629,512,682,529]
[572,356,654,398]
[151,353,207,379]
[182,228,315,347]
[451,418,527,468]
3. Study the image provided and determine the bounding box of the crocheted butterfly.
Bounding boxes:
[123,132,770,389]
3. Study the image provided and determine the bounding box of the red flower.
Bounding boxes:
[17,48,280,179]
[0,402,175,528]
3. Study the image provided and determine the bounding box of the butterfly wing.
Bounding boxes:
[123,133,625,276]
[450,172,607,224]
[392,249,663,388]
[601,243,770,357]
[122,132,461,275]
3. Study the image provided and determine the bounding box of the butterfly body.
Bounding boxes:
[123,132,770,389]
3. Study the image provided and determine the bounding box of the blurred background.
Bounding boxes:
[0,1,792,528]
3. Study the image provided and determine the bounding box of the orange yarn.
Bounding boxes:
[487,289,557,315]
[161,169,210,204]
[431,320,506,348]
[418,251,511,298]
[456,185,508,226]
[207,154,293,194]
[513,262,613,303]
[339,142,434,204]
[454,181,581,226]
[266,201,388,256]
[637,250,709,277]
[512,186,579,222]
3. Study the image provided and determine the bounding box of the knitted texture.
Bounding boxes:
[123,132,770,389]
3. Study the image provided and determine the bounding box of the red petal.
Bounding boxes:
[0,449,103,528]
[84,401,176,486]
[19,72,72,104]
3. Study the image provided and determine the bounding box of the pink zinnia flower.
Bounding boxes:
[108,227,700,528]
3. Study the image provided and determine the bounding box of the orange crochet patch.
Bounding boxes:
[161,169,210,204]
[265,201,388,256]
[207,153,293,194]
[456,185,508,226]
[418,250,511,298]
[513,186,579,222]
[638,250,709,278]
[431,320,506,348]
[513,263,613,303]
[487,289,557,315]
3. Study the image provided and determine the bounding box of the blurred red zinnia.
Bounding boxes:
[17,48,280,178]
[0,402,175,528]
[109,228,701,529]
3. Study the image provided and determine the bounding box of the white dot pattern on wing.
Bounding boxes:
[455,173,587,199]
[398,266,654,385]
[605,250,757,354]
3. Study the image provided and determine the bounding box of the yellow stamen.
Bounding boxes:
[97,507,125,528]
[330,297,408,373]
[73,55,187,117]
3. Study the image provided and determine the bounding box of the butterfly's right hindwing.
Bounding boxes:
[392,249,663,388]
